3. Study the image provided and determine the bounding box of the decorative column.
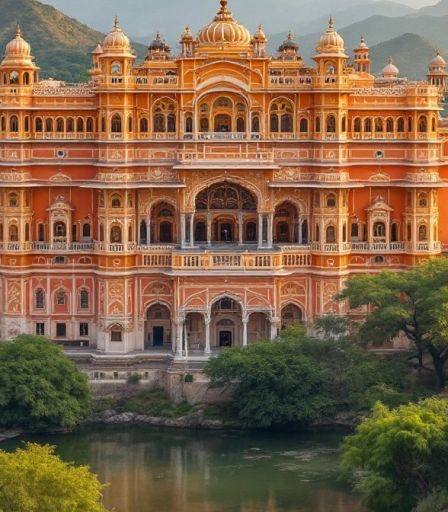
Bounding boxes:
[176,317,184,357]
[189,213,195,248]
[270,317,280,340]
[183,322,189,359]
[204,316,211,355]
[258,213,263,249]
[238,212,244,245]
[242,317,249,347]
[146,217,151,246]
[207,213,212,246]
[267,213,274,248]
[171,320,177,354]
[181,214,187,249]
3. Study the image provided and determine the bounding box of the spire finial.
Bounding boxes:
[329,16,334,29]
[15,23,21,38]
[436,48,441,56]
[114,16,119,30]
[388,56,393,64]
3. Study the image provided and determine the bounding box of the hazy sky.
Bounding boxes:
[42,0,438,37]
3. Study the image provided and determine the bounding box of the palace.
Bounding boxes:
[0,0,447,356]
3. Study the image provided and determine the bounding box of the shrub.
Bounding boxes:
[127,373,142,385]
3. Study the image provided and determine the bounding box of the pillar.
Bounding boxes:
[258,213,263,249]
[270,318,279,340]
[171,320,176,354]
[189,213,195,248]
[176,318,184,357]
[184,321,189,359]
[207,213,212,246]
[204,316,211,355]
[267,213,274,248]
[238,212,244,245]
[242,317,248,347]
[181,214,187,249]
[146,217,151,246]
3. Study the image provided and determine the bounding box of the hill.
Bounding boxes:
[0,0,147,82]
[369,33,436,79]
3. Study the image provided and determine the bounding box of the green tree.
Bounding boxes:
[338,259,448,388]
[205,326,407,427]
[342,399,448,512]
[0,335,91,429]
[0,443,110,512]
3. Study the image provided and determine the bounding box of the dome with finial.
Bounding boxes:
[382,57,399,78]
[181,25,194,42]
[278,31,299,52]
[149,32,170,52]
[430,49,446,68]
[4,24,31,62]
[196,0,252,47]
[91,42,104,56]
[356,36,369,51]
[253,25,267,42]
[102,16,132,53]
[315,17,346,55]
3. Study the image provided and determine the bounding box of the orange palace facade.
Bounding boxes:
[1,0,448,355]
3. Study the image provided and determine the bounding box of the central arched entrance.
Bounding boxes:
[194,182,258,245]
[145,304,172,350]
[211,297,243,348]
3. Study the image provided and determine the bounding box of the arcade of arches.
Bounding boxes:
[139,182,309,248]
[144,299,304,353]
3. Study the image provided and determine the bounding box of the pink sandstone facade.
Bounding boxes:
[0,0,447,356]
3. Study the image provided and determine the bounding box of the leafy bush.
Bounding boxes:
[183,374,194,383]
[117,390,193,418]
[342,399,448,512]
[127,373,142,385]
[0,443,110,512]
[0,335,91,429]
[205,326,410,427]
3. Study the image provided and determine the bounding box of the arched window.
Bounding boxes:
[391,223,398,242]
[101,117,106,132]
[407,223,412,241]
[353,118,362,133]
[326,114,336,133]
[194,222,206,242]
[251,115,260,133]
[299,118,308,133]
[351,223,359,240]
[386,118,394,133]
[326,194,337,208]
[270,113,279,133]
[432,117,436,132]
[418,116,428,133]
[111,61,122,75]
[418,224,427,241]
[110,226,122,243]
[364,118,372,132]
[53,222,66,237]
[76,118,84,133]
[9,71,19,84]
[8,193,18,207]
[236,117,245,132]
[111,114,122,133]
[56,290,66,305]
[200,117,209,132]
[82,223,91,238]
[56,118,64,133]
[24,116,30,132]
[1,116,5,131]
[128,116,133,133]
[246,222,257,242]
[185,115,193,133]
[80,289,89,310]
[9,225,18,242]
[281,114,293,133]
[35,288,44,310]
[373,222,386,238]
[418,193,428,208]
[326,225,336,243]
[86,118,94,133]
[35,117,43,132]
[140,220,147,244]
[45,118,53,133]
[66,118,74,132]
[315,116,321,133]
[408,117,413,132]
[25,223,30,241]
[99,223,104,242]
[9,115,19,133]
[111,195,121,208]
[154,114,165,132]
[23,72,30,85]
[397,117,405,133]
[167,115,176,133]
[270,100,293,133]
[375,118,383,132]
[38,223,45,242]
[315,224,320,242]
[341,115,346,132]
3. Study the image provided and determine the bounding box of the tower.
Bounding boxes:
[353,36,371,74]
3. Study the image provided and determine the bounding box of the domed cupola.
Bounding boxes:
[315,17,346,56]
[102,17,133,56]
[382,57,399,80]
[2,25,35,67]
[430,49,447,70]
[147,32,171,61]
[277,31,302,61]
[196,0,252,52]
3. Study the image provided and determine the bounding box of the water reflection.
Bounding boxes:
[6,427,364,512]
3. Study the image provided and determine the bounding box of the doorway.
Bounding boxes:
[219,331,233,347]
[153,326,164,347]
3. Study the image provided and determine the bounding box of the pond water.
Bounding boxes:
[4,427,364,512]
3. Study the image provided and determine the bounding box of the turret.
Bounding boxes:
[313,18,348,78]
[0,25,39,86]
[253,25,267,58]
[180,26,195,58]
[146,33,171,61]
[427,50,448,92]
[277,32,300,61]
[353,36,371,74]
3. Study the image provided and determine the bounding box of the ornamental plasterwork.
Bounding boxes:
[143,281,172,296]
[33,83,94,97]
[352,87,407,96]
[273,168,349,183]
[0,171,31,182]
[50,173,72,182]
[407,169,440,182]
[368,171,391,182]
[96,168,179,183]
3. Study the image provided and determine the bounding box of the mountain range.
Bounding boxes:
[0,0,446,81]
